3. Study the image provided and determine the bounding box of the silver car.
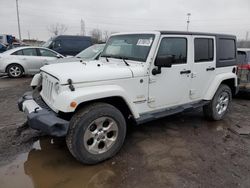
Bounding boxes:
[0,46,64,78]
[47,43,105,64]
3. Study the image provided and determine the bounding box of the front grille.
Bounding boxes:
[42,75,54,102]
[33,95,53,112]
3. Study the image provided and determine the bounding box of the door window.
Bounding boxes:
[194,38,214,62]
[157,38,187,64]
[39,49,57,57]
[22,48,38,56]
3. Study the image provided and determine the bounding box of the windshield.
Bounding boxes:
[43,38,53,48]
[101,34,155,62]
[76,44,105,60]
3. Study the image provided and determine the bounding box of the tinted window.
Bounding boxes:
[247,52,250,62]
[237,51,247,64]
[39,49,57,57]
[52,40,61,49]
[219,39,236,61]
[157,38,187,64]
[61,39,92,50]
[22,48,38,56]
[195,38,214,62]
[12,50,23,55]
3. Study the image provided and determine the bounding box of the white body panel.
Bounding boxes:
[32,31,237,121]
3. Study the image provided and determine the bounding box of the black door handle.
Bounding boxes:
[206,67,215,71]
[180,70,191,74]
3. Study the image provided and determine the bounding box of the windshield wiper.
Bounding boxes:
[117,56,130,66]
[101,55,111,62]
[101,55,130,66]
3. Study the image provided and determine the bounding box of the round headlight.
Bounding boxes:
[54,82,60,94]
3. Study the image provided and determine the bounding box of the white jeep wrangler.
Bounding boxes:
[18,31,238,164]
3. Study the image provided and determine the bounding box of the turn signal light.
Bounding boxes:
[70,101,77,108]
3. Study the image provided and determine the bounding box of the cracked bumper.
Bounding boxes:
[18,92,69,137]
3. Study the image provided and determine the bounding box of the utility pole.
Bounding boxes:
[16,0,22,40]
[80,19,85,36]
[246,31,249,41]
[186,13,191,31]
[28,31,30,40]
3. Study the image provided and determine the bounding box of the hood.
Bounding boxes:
[47,57,83,65]
[41,60,136,84]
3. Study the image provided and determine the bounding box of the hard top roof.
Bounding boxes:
[159,31,236,38]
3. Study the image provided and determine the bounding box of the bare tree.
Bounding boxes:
[90,28,102,43]
[103,30,110,42]
[48,23,68,36]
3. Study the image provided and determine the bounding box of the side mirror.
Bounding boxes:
[155,55,175,68]
[152,55,175,75]
[56,54,62,59]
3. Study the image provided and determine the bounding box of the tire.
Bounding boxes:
[66,103,126,164]
[203,84,232,121]
[7,64,24,78]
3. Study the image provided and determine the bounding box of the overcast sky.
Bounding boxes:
[0,0,250,41]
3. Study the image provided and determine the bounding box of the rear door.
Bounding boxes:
[190,36,216,100]
[20,48,44,73]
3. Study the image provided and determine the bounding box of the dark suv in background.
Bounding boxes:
[0,42,7,53]
[237,48,250,92]
[43,35,93,56]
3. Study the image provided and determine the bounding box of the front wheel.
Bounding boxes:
[66,103,126,164]
[203,84,232,121]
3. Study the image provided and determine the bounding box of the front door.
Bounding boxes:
[190,36,216,100]
[148,35,192,109]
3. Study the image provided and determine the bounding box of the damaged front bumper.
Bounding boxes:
[18,92,69,137]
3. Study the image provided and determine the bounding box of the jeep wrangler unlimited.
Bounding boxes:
[18,31,238,164]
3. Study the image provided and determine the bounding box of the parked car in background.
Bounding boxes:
[0,46,64,78]
[43,35,93,56]
[237,48,250,91]
[30,44,105,89]
[0,42,7,53]
[48,44,105,65]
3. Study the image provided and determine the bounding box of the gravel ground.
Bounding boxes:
[0,76,250,188]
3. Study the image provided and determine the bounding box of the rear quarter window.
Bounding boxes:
[219,39,236,61]
[12,50,23,55]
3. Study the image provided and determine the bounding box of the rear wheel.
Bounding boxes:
[7,64,24,78]
[66,103,126,164]
[203,84,232,120]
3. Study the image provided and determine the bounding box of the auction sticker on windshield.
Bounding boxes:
[137,38,153,46]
